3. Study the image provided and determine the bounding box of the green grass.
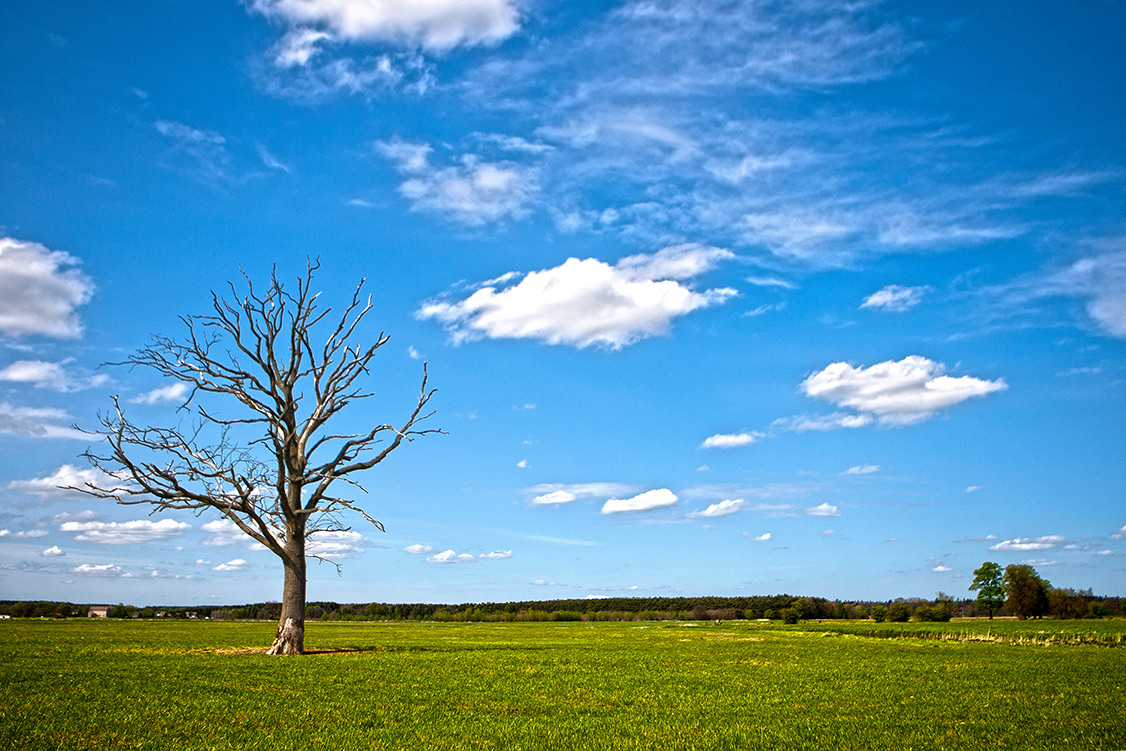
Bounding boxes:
[2,619,1124,749]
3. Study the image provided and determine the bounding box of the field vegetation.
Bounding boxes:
[2,618,1123,749]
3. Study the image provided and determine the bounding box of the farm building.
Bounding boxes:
[87,606,110,618]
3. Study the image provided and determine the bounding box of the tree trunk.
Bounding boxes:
[267,553,306,655]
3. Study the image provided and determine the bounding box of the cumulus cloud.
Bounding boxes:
[0,529,49,539]
[525,483,641,507]
[248,0,521,51]
[212,558,247,572]
[70,563,125,576]
[201,519,252,547]
[308,530,369,559]
[806,502,839,517]
[7,464,127,497]
[0,360,108,392]
[861,285,929,312]
[0,238,95,339]
[41,545,65,557]
[403,543,436,555]
[377,138,537,225]
[419,244,737,349]
[800,356,1007,426]
[129,383,189,405]
[689,499,745,518]
[749,532,772,542]
[60,519,190,545]
[0,403,82,439]
[842,464,880,475]
[775,412,874,432]
[699,432,760,449]
[989,535,1066,552]
[933,565,953,572]
[427,549,477,563]
[479,549,513,559]
[601,488,678,515]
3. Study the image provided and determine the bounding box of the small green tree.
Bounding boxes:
[887,601,910,622]
[869,603,888,622]
[1003,564,1050,620]
[969,561,1005,619]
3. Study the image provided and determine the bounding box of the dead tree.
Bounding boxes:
[76,262,439,654]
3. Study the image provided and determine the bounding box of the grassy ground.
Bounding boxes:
[2,618,1123,749]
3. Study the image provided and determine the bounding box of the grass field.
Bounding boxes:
[2,618,1124,749]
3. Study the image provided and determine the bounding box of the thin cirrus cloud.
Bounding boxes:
[418,244,737,349]
[377,137,538,226]
[601,488,678,515]
[0,238,95,339]
[247,0,522,52]
[129,383,190,405]
[426,549,512,563]
[798,355,1007,427]
[860,285,929,312]
[0,360,108,393]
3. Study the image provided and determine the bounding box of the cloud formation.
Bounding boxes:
[800,356,1007,426]
[129,383,189,405]
[248,0,521,51]
[212,558,247,572]
[378,138,537,225]
[419,244,736,349]
[601,488,678,514]
[688,499,746,518]
[861,285,928,312]
[60,519,190,545]
[989,535,1066,552]
[0,360,107,392]
[699,432,760,449]
[0,403,82,439]
[0,238,95,339]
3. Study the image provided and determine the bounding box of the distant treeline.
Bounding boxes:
[3,590,1122,623]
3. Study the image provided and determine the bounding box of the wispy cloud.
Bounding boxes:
[0,360,108,393]
[861,285,929,313]
[60,518,190,545]
[699,432,761,449]
[601,488,678,515]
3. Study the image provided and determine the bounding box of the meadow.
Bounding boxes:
[1,618,1123,749]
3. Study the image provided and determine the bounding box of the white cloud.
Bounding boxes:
[800,356,1007,426]
[0,238,95,339]
[201,519,256,547]
[861,285,929,312]
[41,545,65,557]
[212,558,247,572]
[700,432,760,449]
[989,535,1066,552]
[479,550,513,559]
[806,502,839,517]
[601,488,678,515]
[129,383,189,405]
[932,565,953,572]
[0,403,82,439]
[529,490,578,505]
[377,138,538,225]
[248,0,521,51]
[272,27,333,67]
[965,485,982,493]
[308,530,368,559]
[1048,249,1126,338]
[419,245,737,349]
[750,532,772,542]
[70,563,125,576]
[403,543,436,555]
[427,549,477,563]
[842,464,880,475]
[689,499,745,518]
[7,464,127,497]
[60,519,190,545]
[775,412,874,432]
[0,529,49,539]
[0,360,107,392]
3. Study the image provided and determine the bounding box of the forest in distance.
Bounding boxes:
[5,590,1122,624]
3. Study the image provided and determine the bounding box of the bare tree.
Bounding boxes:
[76,262,439,654]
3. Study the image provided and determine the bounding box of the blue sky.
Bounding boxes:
[1,0,1123,606]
